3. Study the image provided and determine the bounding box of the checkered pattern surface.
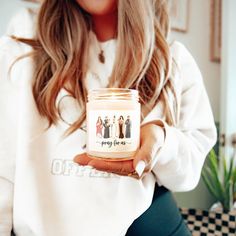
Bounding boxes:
[180,208,236,236]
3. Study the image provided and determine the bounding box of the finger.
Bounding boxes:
[133,141,159,177]
[88,159,134,175]
[133,143,155,167]
[73,153,92,165]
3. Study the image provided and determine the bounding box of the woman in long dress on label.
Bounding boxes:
[125,115,131,138]
[103,116,110,139]
[118,115,125,139]
[111,115,117,138]
[96,116,103,138]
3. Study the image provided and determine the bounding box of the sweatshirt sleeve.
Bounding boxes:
[141,42,217,192]
[0,36,22,235]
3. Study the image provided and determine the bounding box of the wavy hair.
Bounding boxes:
[14,0,177,136]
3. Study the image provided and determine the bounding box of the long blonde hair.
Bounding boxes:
[14,0,177,136]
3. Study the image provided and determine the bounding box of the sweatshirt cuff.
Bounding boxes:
[155,121,179,165]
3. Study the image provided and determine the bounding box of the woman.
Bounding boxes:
[111,115,117,138]
[118,115,125,139]
[96,116,103,138]
[125,115,131,138]
[0,0,216,236]
[103,116,111,138]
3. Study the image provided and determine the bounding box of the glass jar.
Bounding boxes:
[86,88,140,160]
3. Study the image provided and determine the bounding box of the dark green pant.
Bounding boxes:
[126,185,191,236]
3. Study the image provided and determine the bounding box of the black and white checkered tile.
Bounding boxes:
[180,208,236,236]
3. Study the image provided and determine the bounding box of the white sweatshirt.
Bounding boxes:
[0,29,216,236]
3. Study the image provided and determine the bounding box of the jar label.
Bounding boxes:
[87,110,140,154]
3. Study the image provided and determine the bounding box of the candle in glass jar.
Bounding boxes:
[86,88,140,160]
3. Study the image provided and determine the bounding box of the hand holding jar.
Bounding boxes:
[74,123,165,178]
[73,88,165,179]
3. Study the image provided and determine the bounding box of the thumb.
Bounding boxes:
[133,143,154,177]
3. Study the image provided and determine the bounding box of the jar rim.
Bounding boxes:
[87,88,139,101]
[88,88,138,93]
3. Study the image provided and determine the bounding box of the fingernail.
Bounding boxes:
[86,165,94,169]
[135,160,146,177]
